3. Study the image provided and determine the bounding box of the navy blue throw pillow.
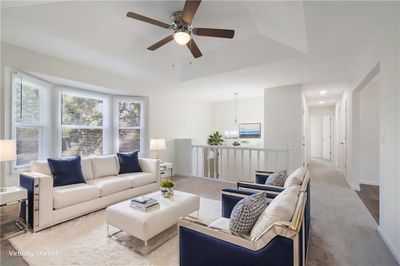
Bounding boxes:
[47,156,86,187]
[117,151,142,174]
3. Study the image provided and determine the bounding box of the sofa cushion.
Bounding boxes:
[208,217,231,234]
[119,172,156,187]
[47,156,86,187]
[86,176,132,196]
[265,170,287,187]
[81,158,94,180]
[53,183,100,209]
[117,151,142,174]
[229,192,267,236]
[30,160,52,176]
[284,167,307,188]
[91,155,119,178]
[250,186,300,240]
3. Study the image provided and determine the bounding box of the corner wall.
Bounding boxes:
[264,84,303,170]
[335,2,400,260]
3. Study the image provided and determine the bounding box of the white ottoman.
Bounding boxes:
[106,190,200,245]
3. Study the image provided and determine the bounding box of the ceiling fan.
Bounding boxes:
[127,0,235,58]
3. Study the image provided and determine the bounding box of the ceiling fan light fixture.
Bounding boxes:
[173,30,191,45]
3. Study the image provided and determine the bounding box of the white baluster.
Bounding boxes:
[241,150,244,180]
[214,147,217,179]
[257,150,260,171]
[196,147,199,177]
[219,148,223,179]
[234,149,237,181]
[249,150,252,180]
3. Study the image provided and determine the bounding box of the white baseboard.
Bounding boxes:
[359,179,380,186]
[377,226,400,264]
[344,176,360,191]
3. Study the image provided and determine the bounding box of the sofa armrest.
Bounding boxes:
[179,217,294,266]
[20,172,53,230]
[221,189,257,218]
[139,158,161,184]
[237,181,285,194]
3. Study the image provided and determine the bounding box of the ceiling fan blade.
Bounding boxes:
[193,28,235,39]
[127,11,170,29]
[186,39,202,58]
[147,35,174,50]
[181,0,201,25]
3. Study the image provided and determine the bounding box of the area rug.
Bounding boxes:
[9,197,221,266]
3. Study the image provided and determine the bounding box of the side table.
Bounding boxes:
[160,162,173,179]
[0,186,28,239]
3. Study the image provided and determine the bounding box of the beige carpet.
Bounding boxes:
[307,158,398,266]
[9,197,221,266]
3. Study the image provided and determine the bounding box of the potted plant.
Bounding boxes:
[208,131,224,146]
[160,179,175,198]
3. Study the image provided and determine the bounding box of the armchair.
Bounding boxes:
[179,191,308,266]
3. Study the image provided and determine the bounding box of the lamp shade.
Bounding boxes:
[0,139,17,162]
[150,139,166,151]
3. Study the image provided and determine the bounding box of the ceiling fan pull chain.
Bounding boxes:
[172,41,176,68]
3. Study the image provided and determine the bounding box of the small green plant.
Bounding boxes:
[208,131,224,146]
[160,179,175,188]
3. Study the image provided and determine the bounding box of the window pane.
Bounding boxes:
[119,102,140,127]
[16,127,39,166]
[13,82,40,124]
[62,94,103,126]
[62,128,103,156]
[119,129,140,152]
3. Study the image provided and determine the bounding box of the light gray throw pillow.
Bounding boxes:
[229,192,268,236]
[265,170,287,187]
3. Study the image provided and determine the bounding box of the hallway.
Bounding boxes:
[307,159,398,266]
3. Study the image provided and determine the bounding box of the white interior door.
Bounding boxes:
[310,116,323,157]
[340,101,348,175]
[322,116,331,160]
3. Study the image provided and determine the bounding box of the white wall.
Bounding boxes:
[335,2,399,260]
[359,81,380,185]
[264,84,303,170]
[0,42,211,185]
[211,97,264,146]
[310,116,323,157]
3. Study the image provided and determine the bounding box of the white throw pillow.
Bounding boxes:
[284,167,306,188]
[91,155,119,178]
[250,186,300,240]
[30,160,52,176]
[81,158,94,180]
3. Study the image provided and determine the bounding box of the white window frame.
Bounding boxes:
[11,72,50,169]
[113,96,145,156]
[57,87,110,157]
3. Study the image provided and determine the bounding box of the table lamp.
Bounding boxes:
[0,139,17,192]
[150,139,166,161]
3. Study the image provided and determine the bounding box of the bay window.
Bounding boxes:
[60,90,108,157]
[115,98,144,153]
[11,72,47,167]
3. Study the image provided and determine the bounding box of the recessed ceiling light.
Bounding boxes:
[320,90,327,96]
[319,101,325,104]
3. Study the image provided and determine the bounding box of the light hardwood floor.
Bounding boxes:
[356,184,379,223]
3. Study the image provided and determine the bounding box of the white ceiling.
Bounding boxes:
[1,1,393,104]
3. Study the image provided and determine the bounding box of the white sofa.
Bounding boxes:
[20,154,160,232]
